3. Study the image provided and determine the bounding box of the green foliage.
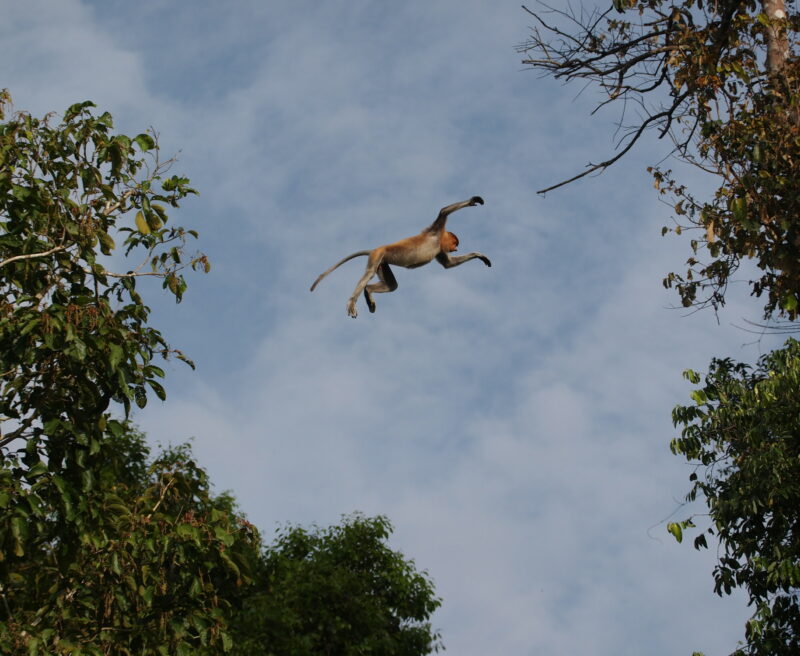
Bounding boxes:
[671,340,800,655]
[654,54,800,318]
[0,430,261,655]
[233,514,443,656]
[0,93,206,451]
[0,94,254,654]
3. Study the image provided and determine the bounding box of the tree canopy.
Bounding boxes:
[671,341,800,655]
[0,92,245,655]
[519,2,800,653]
[233,514,443,656]
[1,429,261,655]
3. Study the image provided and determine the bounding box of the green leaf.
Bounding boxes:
[167,274,179,295]
[27,461,48,479]
[98,230,116,254]
[109,343,124,370]
[667,522,683,543]
[67,338,88,361]
[11,515,27,556]
[220,550,240,577]
[176,523,199,540]
[134,386,147,409]
[134,133,156,151]
[148,379,167,401]
[176,641,193,656]
[145,209,163,231]
[97,110,113,126]
[107,419,125,438]
[27,637,40,656]
[690,389,708,404]
[731,197,748,223]
[111,553,122,576]
[683,369,701,384]
[20,317,40,336]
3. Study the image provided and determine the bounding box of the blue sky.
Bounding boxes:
[2,1,787,654]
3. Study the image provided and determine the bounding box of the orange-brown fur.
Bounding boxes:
[310,197,490,317]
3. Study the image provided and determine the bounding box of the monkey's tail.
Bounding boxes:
[310,250,371,291]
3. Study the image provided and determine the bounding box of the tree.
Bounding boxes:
[518,0,800,318]
[517,3,800,653]
[0,428,261,655]
[232,514,443,656]
[0,94,258,654]
[671,340,800,655]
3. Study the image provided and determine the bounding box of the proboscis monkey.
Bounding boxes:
[310,196,490,318]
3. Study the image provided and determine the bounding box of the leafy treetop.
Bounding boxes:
[671,340,800,655]
[0,93,208,452]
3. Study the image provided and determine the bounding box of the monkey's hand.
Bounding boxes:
[479,254,491,267]
[470,196,484,206]
[347,300,359,318]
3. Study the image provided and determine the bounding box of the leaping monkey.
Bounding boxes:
[310,196,491,318]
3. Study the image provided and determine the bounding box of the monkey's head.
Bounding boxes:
[443,231,459,252]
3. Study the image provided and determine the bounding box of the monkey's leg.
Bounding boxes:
[363,262,398,313]
[347,255,382,318]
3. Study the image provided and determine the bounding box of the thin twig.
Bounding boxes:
[145,477,175,521]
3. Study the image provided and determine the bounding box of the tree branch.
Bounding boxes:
[0,245,68,269]
[537,97,688,194]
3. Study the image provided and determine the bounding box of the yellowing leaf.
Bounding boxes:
[135,210,150,235]
[667,522,683,543]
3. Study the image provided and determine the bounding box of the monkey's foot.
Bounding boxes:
[365,295,376,313]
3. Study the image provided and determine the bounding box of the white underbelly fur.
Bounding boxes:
[394,239,439,268]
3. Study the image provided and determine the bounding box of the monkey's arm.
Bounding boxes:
[436,252,491,268]
[439,196,484,215]
[427,196,484,232]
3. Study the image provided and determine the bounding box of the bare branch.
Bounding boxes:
[0,417,34,449]
[0,245,68,269]
[83,267,170,279]
[145,477,176,521]
[537,98,686,194]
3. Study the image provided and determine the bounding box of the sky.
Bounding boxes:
[1,2,789,654]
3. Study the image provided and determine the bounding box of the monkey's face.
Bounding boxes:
[444,231,459,252]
